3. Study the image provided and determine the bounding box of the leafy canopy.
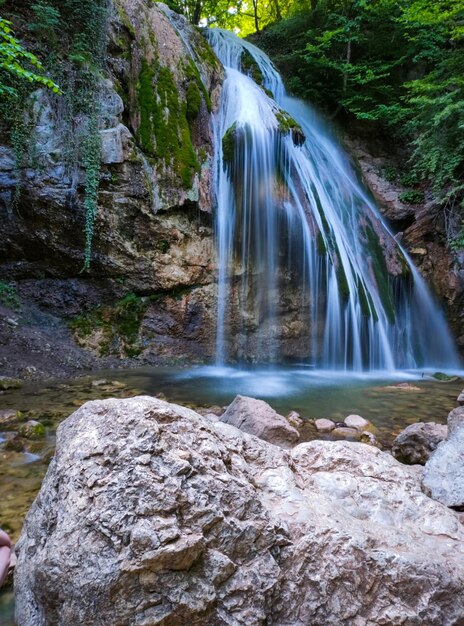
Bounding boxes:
[0,17,60,97]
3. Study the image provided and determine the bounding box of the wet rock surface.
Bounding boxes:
[392,422,448,465]
[344,414,370,431]
[15,396,464,626]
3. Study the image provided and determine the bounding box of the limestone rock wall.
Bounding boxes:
[0,1,223,372]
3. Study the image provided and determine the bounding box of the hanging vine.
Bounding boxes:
[0,0,110,268]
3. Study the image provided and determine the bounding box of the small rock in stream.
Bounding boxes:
[286,410,304,428]
[344,414,370,431]
[314,418,336,433]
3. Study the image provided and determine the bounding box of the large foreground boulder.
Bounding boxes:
[221,394,299,447]
[392,421,448,465]
[15,397,464,626]
[422,406,464,508]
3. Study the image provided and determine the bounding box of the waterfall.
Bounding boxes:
[207,28,460,372]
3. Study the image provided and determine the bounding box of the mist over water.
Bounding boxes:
[207,28,460,372]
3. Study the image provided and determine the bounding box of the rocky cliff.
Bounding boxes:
[343,133,464,351]
[0,0,222,377]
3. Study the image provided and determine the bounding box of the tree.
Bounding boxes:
[0,17,60,97]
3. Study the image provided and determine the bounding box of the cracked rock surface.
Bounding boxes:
[15,397,464,625]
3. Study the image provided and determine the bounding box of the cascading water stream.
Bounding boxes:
[207,28,460,372]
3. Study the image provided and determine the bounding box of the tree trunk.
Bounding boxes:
[253,0,260,32]
[192,0,202,25]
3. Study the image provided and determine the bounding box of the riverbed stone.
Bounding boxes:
[392,422,448,465]
[15,396,464,626]
[0,410,21,430]
[331,426,360,439]
[314,418,335,433]
[422,409,464,508]
[17,420,45,440]
[221,395,299,448]
[384,382,422,392]
[458,390,464,405]
[360,431,380,447]
[0,377,21,391]
[447,405,464,437]
[286,410,304,428]
[344,414,370,431]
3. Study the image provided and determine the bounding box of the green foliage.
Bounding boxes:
[399,190,424,204]
[1,0,109,267]
[0,17,60,97]
[82,115,102,270]
[29,1,61,43]
[0,281,20,310]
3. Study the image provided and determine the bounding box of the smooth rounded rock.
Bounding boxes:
[314,418,335,433]
[331,426,360,439]
[344,414,370,431]
[17,420,45,440]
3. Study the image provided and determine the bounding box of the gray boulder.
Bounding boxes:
[422,409,464,508]
[392,422,448,465]
[15,396,464,626]
[221,394,299,448]
[447,405,464,437]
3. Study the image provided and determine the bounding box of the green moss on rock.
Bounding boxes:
[136,58,200,189]
[186,81,202,122]
[18,420,46,440]
[366,225,395,324]
[241,49,264,86]
[222,123,237,168]
[276,111,305,146]
[184,58,212,113]
[69,293,148,358]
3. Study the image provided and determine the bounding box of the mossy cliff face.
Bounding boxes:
[0,0,223,375]
[109,1,222,206]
